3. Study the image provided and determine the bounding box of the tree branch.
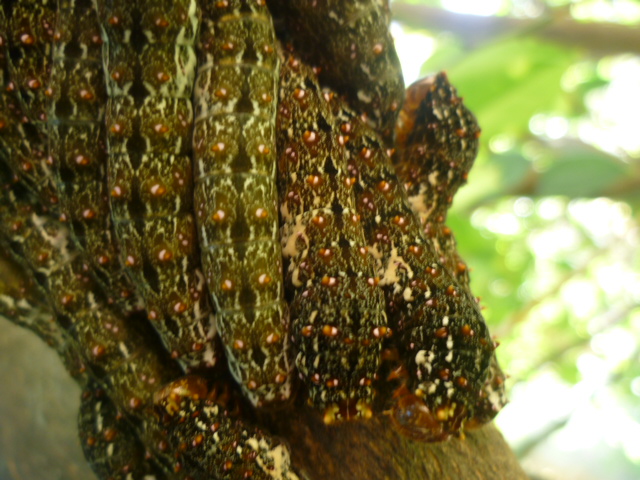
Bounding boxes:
[392,3,640,56]
[271,407,528,480]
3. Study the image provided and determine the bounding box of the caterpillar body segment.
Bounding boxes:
[0,247,56,344]
[3,0,55,127]
[48,0,141,313]
[97,0,217,370]
[394,73,481,288]
[78,384,170,480]
[327,95,495,440]
[0,3,58,207]
[268,0,404,145]
[153,375,301,480]
[276,56,388,421]
[0,244,89,382]
[192,0,291,406]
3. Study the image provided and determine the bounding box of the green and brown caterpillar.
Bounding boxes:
[48,0,141,313]
[192,0,291,406]
[97,0,217,370]
[0,2,58,207]
[276,56,389,422]
[324,81,496,440]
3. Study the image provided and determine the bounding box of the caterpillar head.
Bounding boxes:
[389,385,468,442]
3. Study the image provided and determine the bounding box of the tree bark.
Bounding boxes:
[272,408,527,480]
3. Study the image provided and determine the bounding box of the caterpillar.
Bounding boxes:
[267,0,405,145]
[0,251,164,478]
[276,56,388,422]
[192,0,291,406]
[0,165,182,420]
[325,89,496,440]
[0,3,58,207]
[48,0,141,313]
[394,73,507,427]
[0,163,178,474]
[96,0,217,370]
[0,231,165,480]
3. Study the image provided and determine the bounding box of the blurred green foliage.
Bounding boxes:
[392,1,640,478]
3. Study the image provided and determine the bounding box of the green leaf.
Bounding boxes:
[536,143,632,197]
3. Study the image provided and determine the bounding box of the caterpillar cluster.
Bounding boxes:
[0,2,508,478]
[0,163,301,480]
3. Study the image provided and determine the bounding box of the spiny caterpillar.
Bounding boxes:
[193,0,292,406]
[324,86,495,441]
[48,0,140,313]
[97,0,217,370]
[276,55,389,422]
[268,0,405,145]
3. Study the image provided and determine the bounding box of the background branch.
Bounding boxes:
[392,3,640,56]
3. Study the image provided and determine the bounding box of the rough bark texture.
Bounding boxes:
[272,409,527,480]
